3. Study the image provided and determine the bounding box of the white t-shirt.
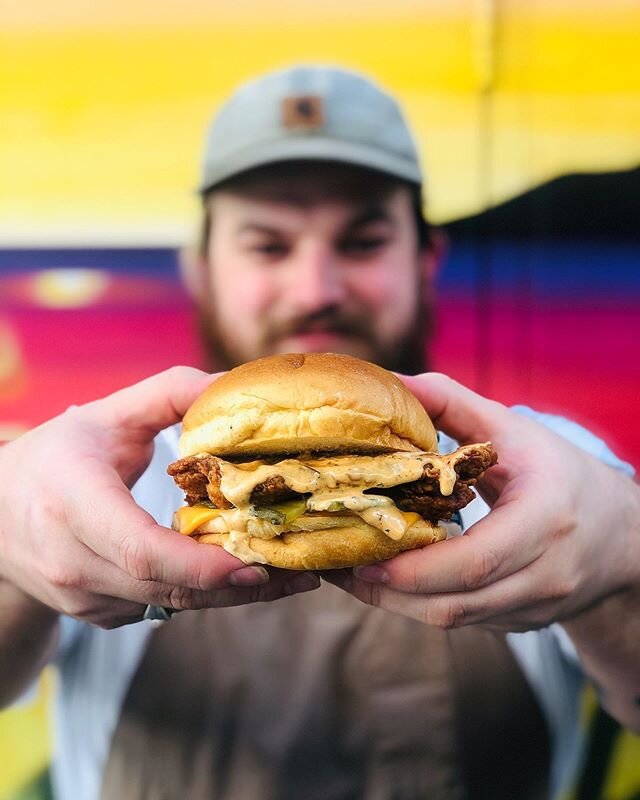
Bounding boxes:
[50,410,634,800]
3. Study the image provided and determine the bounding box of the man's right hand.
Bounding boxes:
[0,367,320,631]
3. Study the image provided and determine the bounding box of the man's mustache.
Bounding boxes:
[265,308,372,344]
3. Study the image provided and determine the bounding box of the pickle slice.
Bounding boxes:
[250,498,307,525]
[323,500,346,513]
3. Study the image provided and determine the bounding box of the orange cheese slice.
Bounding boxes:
[174,505,223,535]
[175,505,425,539]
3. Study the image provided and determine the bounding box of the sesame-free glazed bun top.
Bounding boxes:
[179,353,438,458]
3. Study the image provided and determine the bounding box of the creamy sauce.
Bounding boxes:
[358,505,409,541]
[218,451,460,508]
[226,530,268,564]
[181,448,482,563]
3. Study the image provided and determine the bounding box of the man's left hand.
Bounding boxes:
[323,372,640,633]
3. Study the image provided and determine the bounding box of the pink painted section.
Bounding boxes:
[1,279,638,471]
[434,295,640,470]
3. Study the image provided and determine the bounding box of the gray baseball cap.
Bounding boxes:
[198,65,423,193]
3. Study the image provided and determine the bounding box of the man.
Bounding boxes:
[1,66,639,800]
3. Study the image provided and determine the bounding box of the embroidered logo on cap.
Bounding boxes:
[282,95,324,130]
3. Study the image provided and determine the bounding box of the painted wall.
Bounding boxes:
[1,1,638,798]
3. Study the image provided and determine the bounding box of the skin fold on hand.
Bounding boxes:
[0,367,320,632]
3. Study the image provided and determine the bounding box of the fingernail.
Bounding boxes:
[354,565,389,584]
[285,572,320,595]
[228,566,269,587]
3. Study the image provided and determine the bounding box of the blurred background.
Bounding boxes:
[0,1,638,798]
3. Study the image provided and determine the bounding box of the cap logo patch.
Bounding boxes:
[282,95,324,130]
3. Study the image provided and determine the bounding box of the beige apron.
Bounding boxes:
[101,583,549,800]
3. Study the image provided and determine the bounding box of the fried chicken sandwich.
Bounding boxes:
[167,353,496,569]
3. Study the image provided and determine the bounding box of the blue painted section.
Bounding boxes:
[0,248,179,278]
[440,239,640,299]
[0,239,638,299]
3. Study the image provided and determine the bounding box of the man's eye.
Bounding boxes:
[252,243,288,256]
[341,238,387,255]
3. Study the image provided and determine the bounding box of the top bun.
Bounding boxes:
[179,353,438,458]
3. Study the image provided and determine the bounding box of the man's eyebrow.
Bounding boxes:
[236,222,282,236]
[344,206,396,231]
[234,206,395,236]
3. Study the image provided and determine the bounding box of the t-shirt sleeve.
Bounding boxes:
[511,405,635,477]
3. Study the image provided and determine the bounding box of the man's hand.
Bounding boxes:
[324,372,640,633]
[0,367,319,631]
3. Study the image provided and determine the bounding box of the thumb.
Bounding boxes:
[399,372,509,445]
[83,366,221,436]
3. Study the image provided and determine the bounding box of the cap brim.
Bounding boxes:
[198,136,422,193]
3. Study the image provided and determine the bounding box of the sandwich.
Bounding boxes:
[167,353,497,569]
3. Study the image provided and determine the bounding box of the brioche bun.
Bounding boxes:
[193,518,445,571]
[179,352,438,458]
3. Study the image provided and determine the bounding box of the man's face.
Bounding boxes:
[195,168,433,373]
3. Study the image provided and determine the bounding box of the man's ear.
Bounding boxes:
[420,227,448,284]
[178,244,209,304]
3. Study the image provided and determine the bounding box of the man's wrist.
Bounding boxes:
[0,578,59,626]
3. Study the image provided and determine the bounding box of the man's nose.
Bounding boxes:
[287,244,347,314]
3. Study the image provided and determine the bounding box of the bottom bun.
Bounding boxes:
[193,522,446,570]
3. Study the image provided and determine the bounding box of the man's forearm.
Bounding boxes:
[562,482,640,733]
[563,587,640,732]
[0,579,59,709]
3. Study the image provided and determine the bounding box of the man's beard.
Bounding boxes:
[194,292,434,376]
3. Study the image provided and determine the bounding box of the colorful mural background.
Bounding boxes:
[1,1,639,798]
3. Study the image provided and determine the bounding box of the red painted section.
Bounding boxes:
[1,276,638,471]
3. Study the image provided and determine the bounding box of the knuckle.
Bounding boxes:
[428,598,468,629]
[428,371,452,386]
[550,506,578,540]
[188,560,218,593]
[40,494,68,528]
[256,586,272,604]
[459,548,501,591]
[183,590,208,610]
[545,574,579,603]
[165,585,199,611]
[245,585,271,605]
[121,534,154,582]
[58,595,91,619]
[44,562,82,592]
[164,365,201,384]
[408,559,429,593]
[59,404,82,426]
[357,582,383,608]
